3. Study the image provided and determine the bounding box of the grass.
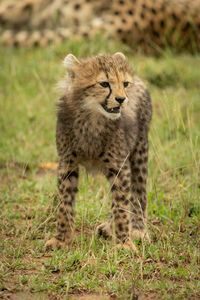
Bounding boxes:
[0,38,199,300]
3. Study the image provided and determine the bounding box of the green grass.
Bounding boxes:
[0,38,199,300]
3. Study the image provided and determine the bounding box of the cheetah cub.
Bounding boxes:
[45,52,152,251]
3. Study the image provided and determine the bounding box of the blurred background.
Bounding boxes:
[0,1,199,300]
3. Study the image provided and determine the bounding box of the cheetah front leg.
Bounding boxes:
[45,159,78,250]
[130,141,150,242]
[104,164,137,251]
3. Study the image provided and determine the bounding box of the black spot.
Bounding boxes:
[60,222,65,228]
[137,217,143,223]
[69,159,74,164]
[142,167,147,174]
[111,184,117,191]
[23,4,32,12]
[14,41,19,47]
[136,189,142,194]
[122,38,127,43]
[131,208,138,215]
[142,146,147,153]
[133,167,140,173]
[140,198,146,211]
[171,13,178,21]
[121,195,126,202]
[73,187,78,193]
[119,209,124,213]
[124,226,129,232]
[143,157,148,163]
[118,223,123,231]
[99,152,104,158]
[122,18,126,23]
[137,159,143,165]
[59,187,64,194]
[115,214,120,220]
[123,165,128,170]
[122,180,128,186]
[66,187,72,194]
[59,207,64,213]
[182,21,191,32]
[125,187,130,193]
[160,20,165,28]
[103,158,110,163]
[124,200,129,206]
[115,196,124,202]
[61,172,70,181]
[70,171,78,178]
[121,234,127,242]
[74,3,81,10]
[153,30,160,38]
[150,20,154,28]
[119,0,124,4]
[107,172,113,179]
[114,11,120,15]
[138,38,145,45]
[72,151,77,157]
[140,12,145,19]
[127,10,134,15]
[117,28,122,34]
[138,176,143,183]
[151,8,156,14]
[67,200,73,206]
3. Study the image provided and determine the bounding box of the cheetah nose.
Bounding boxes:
[115,97,126,104]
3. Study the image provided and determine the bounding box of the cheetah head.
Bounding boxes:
[63,52,134,120]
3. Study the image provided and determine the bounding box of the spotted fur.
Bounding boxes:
[45,53,152,251]
[0,0,199,53]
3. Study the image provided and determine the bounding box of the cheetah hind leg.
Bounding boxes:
[96,222,137,251]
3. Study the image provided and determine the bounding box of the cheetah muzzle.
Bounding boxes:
[101,103,121,114]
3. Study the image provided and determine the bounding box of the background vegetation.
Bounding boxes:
[0,38,199,299]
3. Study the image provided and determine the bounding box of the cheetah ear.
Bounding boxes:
[113,52,126,60]
[63,54,81,69]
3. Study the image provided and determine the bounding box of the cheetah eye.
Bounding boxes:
[123,82,129,88]
[99,81,110,88]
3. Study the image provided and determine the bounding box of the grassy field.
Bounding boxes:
[0,38,199,300]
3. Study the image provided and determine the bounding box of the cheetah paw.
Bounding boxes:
[96,222,112,238]
[117,239,138,252]
[45,237,66,250]
[131,229,151,243]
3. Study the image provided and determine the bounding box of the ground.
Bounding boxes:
[0,38,199,299]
